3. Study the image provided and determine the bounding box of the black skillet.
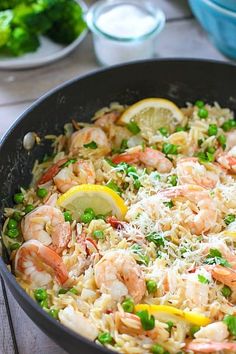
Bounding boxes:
[0,59,236,354]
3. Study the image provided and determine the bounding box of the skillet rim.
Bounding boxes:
[0,57,236,353]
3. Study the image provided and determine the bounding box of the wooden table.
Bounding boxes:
[0,1,231,353]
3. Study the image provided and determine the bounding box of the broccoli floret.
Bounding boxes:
[46,0,86,44]
[0,10,13,47]
[6,26,39,55]
[0,1,22,10]
[12,3,51,33]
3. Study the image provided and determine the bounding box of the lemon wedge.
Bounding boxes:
[118,98,184,134]
[57,184,127,220]
[135,304,211,326]
[222,231,236,238]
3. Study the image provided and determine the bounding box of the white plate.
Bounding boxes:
[0,0,88,70]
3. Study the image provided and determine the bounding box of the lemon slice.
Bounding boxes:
[57,184,127,220]
[135,304,211,326]
[221,231,236,238]
[118,98,184,134]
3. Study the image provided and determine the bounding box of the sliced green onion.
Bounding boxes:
[83,141,97,149]
[126,121,141,135]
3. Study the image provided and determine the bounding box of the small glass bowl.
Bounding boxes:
[87,0,165,66]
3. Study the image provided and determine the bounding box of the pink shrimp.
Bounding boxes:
[158,184,217,235]
[21,205,71,253]
[69,127,111,155]
[176,157,220,189]
[112,146,173,173]
[217,147,236,173]
[14,240,69,286]
[37,158,68,185]
[53,159,95,193]
[186,341,236,353]
[94,111,121,129]
[94,250,146,303]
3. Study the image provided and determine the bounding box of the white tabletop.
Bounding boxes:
[0,1,231,353]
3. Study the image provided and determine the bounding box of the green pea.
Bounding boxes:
[37,188,48,198]
[159,127,168,137]
[93,230,105,240]
[7,228,19,238]
[13,211,22,222]
[208,124,218,136]
[198,108,208,119]
[195,100,205,108]
[84,208,96,218]
[207,146,216,154]
[58,288,68,295]
[80,213,94,224]
[97,332,113,345]
[189,325,200,338]
[218,134,227,150]
[224,214,235,225]
[34,288,47,302]
[63,211,72,222]
[122,298,134,313]
[14,193,24,204]
[146,280,157,294]
[24,204,34,214]
[69,287,79,295]
[49,308,59,319]
[221,119,236,132]
[221,285,232,298]
[8,218,18,230]
[151,344,165,354]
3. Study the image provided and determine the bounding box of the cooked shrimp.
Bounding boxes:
[211,265,236,290]
[21,205,71,253]
[176,158,219,189]
[217,146,236,173]
[94,111,121,129]
[94,250,146,303]
[186,341,236,353]
[158,184,217,234]
[194,322,229,342]
[14,240,69,286]
[112,146,173,173]
[69,127,111,155]
[38,158,67,185]
[59,305,98,340]
[54,160,95,193]
[115,312,166,340]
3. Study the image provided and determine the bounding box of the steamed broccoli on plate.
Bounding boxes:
[0,0,87,57]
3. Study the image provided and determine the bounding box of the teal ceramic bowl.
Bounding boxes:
[212,0,236,11]
[189,0,236,59]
